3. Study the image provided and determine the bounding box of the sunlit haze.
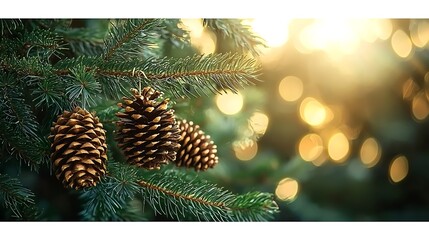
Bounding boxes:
[180,18,429,220]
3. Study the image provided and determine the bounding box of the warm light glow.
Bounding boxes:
[360,138,381,168]
[249,112,269,136]
[391,30,413,58]
[248,18,290,48]
[418,21,429,47]
[359,20,378,43]
[328,132,349,163]
[275,178,299,201]
[216,90,243,115]
[300,97,328,127]
[389,155,409,183]
[298,133,324,162]
[359,19,392,43]
[299,19,361,54]
[402,78,419,100]
[233,139,258,161]
[425,72,429,100]
[411,21,429,48]
[279,76,304,102]
[412,91,429,121]
[311,153,328,167]
[341,124,362,140]
[180,19,204,37]
[296,19,392,55]
[197,31,217,55]
[372,19,393,41]
[179,19,216,54]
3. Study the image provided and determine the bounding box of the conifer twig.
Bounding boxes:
[136,170,278,221]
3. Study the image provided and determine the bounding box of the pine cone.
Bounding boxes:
[49,107,107,190]
[115,87,181,170]
[176,120,219,171]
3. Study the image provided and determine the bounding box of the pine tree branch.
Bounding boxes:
[0,56,54,77]
[66,65,101,108]
[0,19,23,36]
[17,29,66,60]
[0,73,49,170]
[93,52,259,98]
[56,26,106,57]
[143,53,260,97]
[31,75,70,114]
[79,161,142,221]
[0,73,40,139]
[159,19,190,50]
[79,177,124,221]
[138,179,225,208]
[0,173,38,219]
[55,57,133,100]
[21,19,71,32]
[0,134,48,171]
[53,52,260,98]
[203,19,266,57]
[104,19,164,61]
[137,169,278,221]
[79,160,278,221]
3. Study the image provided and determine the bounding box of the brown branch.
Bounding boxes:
[137,180,226,208]
[1,61,47,77]
[97,69,247,80]
[2,60,248,81]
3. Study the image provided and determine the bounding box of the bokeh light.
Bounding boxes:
[402,78,419,100]
[412,91,429,121]
[311,153,328,167]
[249,112,269,136]
[359,20,378,43]
[298,133,324,162]
[248,18,290,48]
[391,29,413,58]
[360,137,381,168]
[341,124,363,141]
[233,139,258,161]
[389,155,409,183]
[181,19,429,220]
[216,90,243,115]
[299,19,361,54]
[299,97,330,127]
[371,19,393,41]
[328,132,350,163]
[275,178,299,201]
[297,19,392,54]
[417,22,429,46]
[424,73,429,102]
[179,18,216,54]
[411,21,429,48]
[279,76,304,102]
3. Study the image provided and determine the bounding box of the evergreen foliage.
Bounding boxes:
[0,173,40,219]
[0,18,279,221]
[203,19,266,57]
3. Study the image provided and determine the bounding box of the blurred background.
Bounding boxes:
[177,18,429,221]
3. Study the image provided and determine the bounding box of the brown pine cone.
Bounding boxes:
[49,107,107,190]
[115,87,181,170]
[175,120,219,171]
